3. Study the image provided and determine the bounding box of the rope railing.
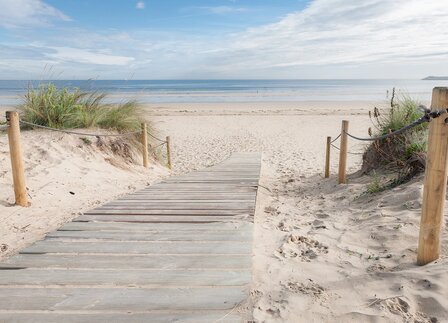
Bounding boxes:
[19,120,141,137]
[324,105,446,181]
[3,110,173,208]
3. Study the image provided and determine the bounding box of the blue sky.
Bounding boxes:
[0,0,447,79]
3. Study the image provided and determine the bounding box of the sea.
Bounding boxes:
[0,79,447,105]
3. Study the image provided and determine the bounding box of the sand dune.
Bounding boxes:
[0,129,169,259]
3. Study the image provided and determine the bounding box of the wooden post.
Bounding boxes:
[338,120,349,184]
[325,136,331,178]
[6,111,28,207]
[166,136,172,169]
[141,123,149,168]
[417,87,448,265]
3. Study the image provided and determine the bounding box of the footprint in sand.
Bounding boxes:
[276,221,293,232]
[366,263,387,273]
[373,296,436,323]
[276,234,328,262]
[315,211,330,219]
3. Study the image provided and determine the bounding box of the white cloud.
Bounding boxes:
[45,47,135,66]
[0,0,70,28]
[215,0,448,71]
[136,1,145,10]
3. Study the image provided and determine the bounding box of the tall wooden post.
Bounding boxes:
[141,123,149,168]
[325,136,331,178]
[166,136,172,169]
[6,111,28,207]
[338,120,349,184]
[417,87,448,265]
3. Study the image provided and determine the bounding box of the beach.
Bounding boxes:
[0,99,447,322]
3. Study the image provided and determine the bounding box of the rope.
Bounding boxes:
[146,130,166,143]
[19,120,141,137]
[148,141,167,151]
[331,133,341,143]
[331,144,364,155]
[344,105,445,142]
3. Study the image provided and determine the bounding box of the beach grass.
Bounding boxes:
[361,89,427,182]
[17,83,147,132]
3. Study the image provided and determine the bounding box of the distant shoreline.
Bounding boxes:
[422,76,448,80]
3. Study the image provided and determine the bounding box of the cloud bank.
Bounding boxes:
[0,0,70,28]
[1,0,448,79]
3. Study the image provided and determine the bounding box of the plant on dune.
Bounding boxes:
[17,83,149,133]
[361,89,428,184]
[19,83,84,128]
[96,100,144,131]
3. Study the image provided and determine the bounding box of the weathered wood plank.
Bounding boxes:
[45,230,252,241]
[0,287,246,311]
[74,215,253,223]
[20,240,252,255]
[84,209,253,215]
[60,221,252,231]
[1,254,252,269]
[0,268,250,286]
[98,203,255,209]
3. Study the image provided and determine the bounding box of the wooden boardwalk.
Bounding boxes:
[0,152,261,322]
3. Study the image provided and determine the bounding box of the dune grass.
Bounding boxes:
[361,89,428,184]
[17,83,146,132]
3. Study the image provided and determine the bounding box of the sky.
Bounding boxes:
[0,0,447,80]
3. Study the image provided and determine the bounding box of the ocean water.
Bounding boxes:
[0,79,447,105]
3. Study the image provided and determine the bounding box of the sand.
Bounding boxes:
[0,100,446,322]
[0,129,169,259]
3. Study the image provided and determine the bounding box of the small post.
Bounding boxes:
[338,120,349,184]
[6,111,28,207]
[325,136,331,178]
[166,136,172,169]
[417,87,448,265]
[141,123,149,168]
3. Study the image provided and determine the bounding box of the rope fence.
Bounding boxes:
[2,110,173,208]
[324,104,445,181]
[18,120,142,137]
[324,87,448,266]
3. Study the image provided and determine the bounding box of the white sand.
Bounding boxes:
[0,100,446,322]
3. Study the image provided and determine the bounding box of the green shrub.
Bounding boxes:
[361,89,428,183]
[18,83,147,132]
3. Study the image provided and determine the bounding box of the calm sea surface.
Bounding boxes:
[0,79,447,105]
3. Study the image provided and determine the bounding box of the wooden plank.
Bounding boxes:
[1,254,252,269]
[45,230,252,241]
[59,221,252,231]
[84,209,253,215]
[0,268,250,286]
[0,287,246,311]
[0,312,242,323]
[74,215,253,223]
[100,203,255,209]
[94,206,254,210]
[20,240,252,255]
